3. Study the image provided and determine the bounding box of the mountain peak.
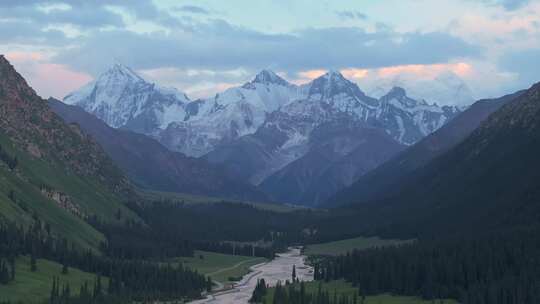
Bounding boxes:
[0,55,35,98]
[314,70,349,85]
[325,69,344,78]
[99,62,144,83]
[252,69,289,86]
[380,86,427,109]
[386,86,407,98]
[310,69,355,90]
[305,69,376,105]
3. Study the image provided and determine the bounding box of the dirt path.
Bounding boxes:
[207,258,263,277]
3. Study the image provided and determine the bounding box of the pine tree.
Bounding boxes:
[7,190,15,202]
[61,262,68,275]
[30,253,37,272]
[50,276,59,304]
[9,257,15,281]
[62,282,71,302]
[292,264,297,282]
[206,276,212,292]
[115,208,122,221]
[0,260,9,284]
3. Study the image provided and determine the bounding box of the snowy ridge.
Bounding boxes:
[63,63,190,134]
[64,66,464,160]
[365,71,475,107]
[159,70,305,156]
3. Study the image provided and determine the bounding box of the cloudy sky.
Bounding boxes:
[1,0,540,103]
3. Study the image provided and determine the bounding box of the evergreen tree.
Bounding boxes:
[61,262,68,275]
[30,253,37,272]
[206,276,213,292]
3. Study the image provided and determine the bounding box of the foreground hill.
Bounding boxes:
[0,55,137,248]
[49,99,268,201]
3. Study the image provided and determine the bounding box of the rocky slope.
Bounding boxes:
[0,55,138,249]
[260,121,405,206]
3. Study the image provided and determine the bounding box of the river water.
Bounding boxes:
[189,247,313,304]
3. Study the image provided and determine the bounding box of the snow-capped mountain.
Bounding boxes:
[65,65,461,157]
[365,71,475,107]
[204,71,461,186]
[64,65,465,205]
[299,70,460,145]
[158,70,304,156]
[63,63,190,135]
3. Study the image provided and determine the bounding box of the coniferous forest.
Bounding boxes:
[313,228,540,304]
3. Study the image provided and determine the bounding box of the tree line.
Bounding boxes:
[259,280,366,304]
[0,217,208,302]
[315,227,540,304]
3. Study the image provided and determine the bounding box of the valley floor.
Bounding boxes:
[171,250,267,287]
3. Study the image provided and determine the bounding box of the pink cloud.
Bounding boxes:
[5,52,92,99]
[376,62,472,79]
[341,68,369,79]
[291,63,472,85]
[290,69,327,85]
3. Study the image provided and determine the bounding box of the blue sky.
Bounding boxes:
[1,0,539,102]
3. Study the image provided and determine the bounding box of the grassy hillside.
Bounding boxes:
[0,133,139,250]
[0,256,107,304]
[263,280,458,304]
[304,236,413,256]
[0,56,142,250]
[172,250,267,284]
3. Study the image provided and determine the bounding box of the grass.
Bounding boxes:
[0,163,104,250]
[171,250,267,284]
[263,280,458,304]
[0,133,139,250]
[0,256,107,304]
[304,236,414,256]
[140,189,306,213]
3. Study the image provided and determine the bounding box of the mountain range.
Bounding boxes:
[63,64,468,205]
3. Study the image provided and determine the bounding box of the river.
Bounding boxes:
[189,247,313,304]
